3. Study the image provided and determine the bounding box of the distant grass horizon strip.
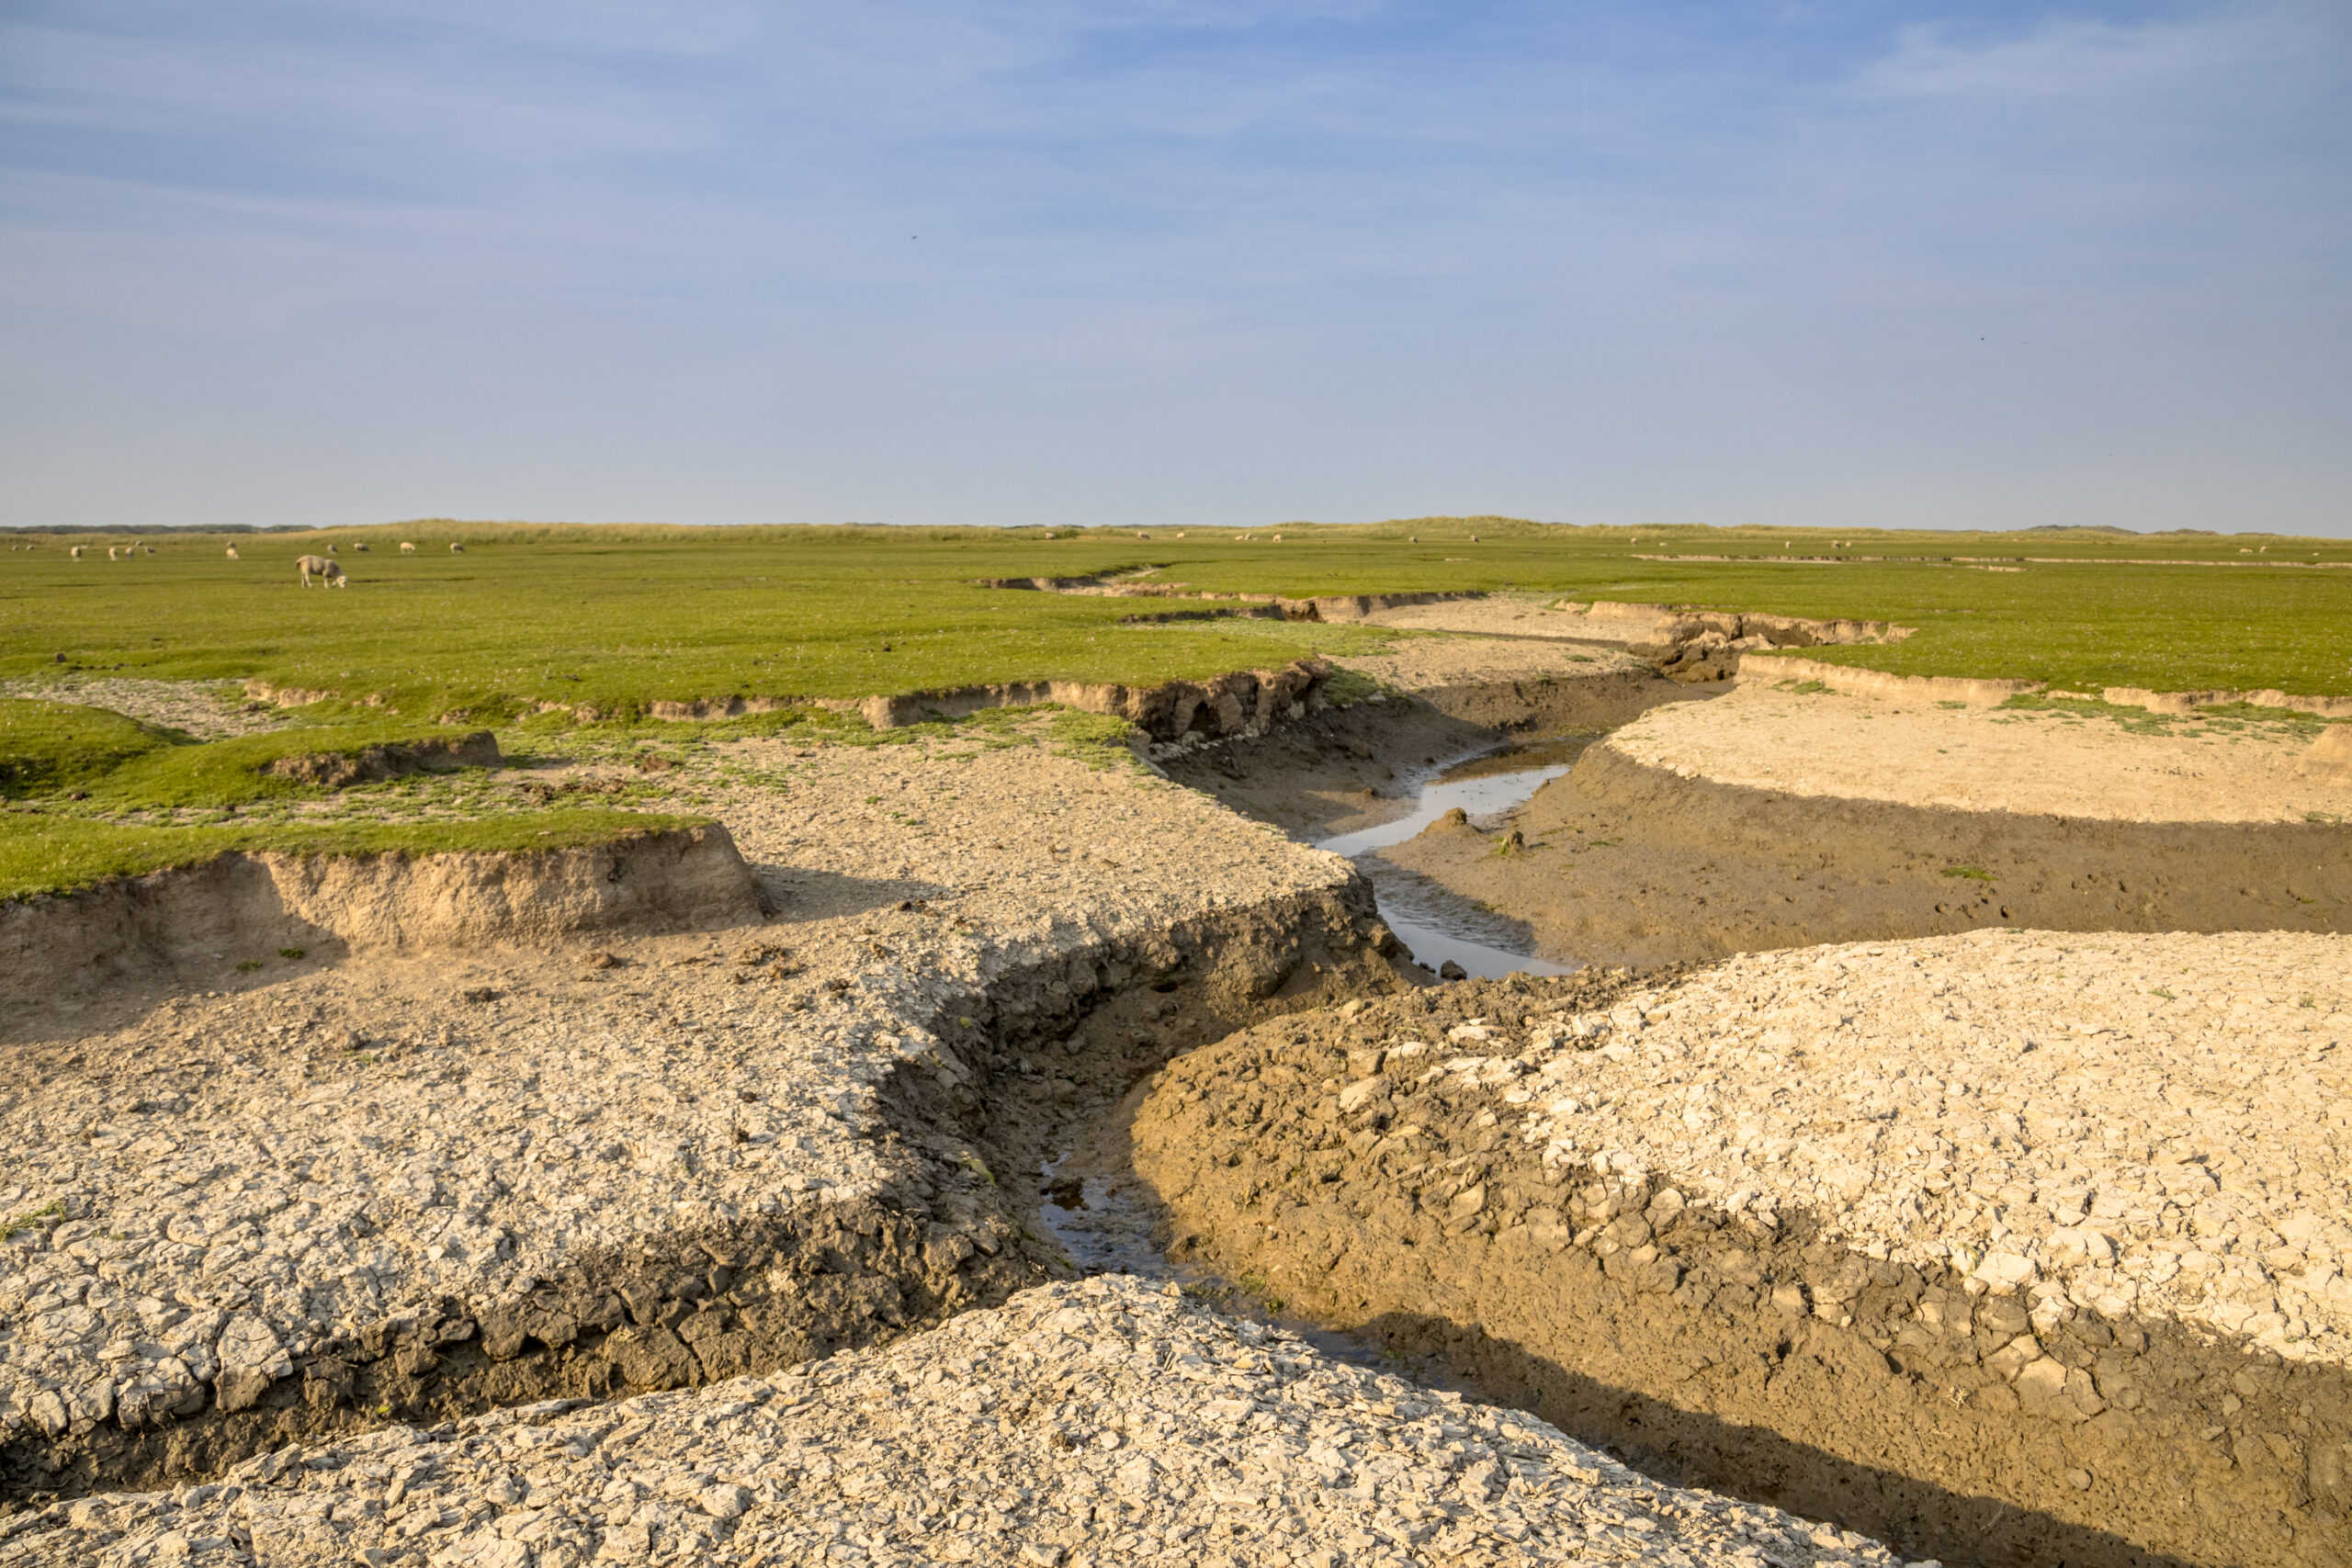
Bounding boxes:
[4,520,2346,726]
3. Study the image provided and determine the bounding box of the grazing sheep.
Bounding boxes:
[142,546,155,555]
[449,542,465,553]
[1136,531,1150,539]
[297,555,346,588]
[353,542,370,553]
[399,541,416,554]
[70,546,84,559]
[328,544,339,555]
[225,546,239,559]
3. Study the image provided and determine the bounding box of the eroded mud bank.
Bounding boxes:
[0,826,769,1021]
[1130,977,2352,1568]
[1385,745,2352,968]
[1,877,1404,1501]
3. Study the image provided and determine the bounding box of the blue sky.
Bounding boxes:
[2,1,2346,533]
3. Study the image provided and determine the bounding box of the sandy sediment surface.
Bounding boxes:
[1332,637,1650,694]
[1357,598,1904,660]
[1133,931,2352,1567]
[0,733,1392,1497]
[1382,688,2352,968]
[1358,597,1637,643]
[1608,681,2352,824]
[0,1275,1932,1568]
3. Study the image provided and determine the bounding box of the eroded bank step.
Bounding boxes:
[1136,930,2352,1568]
[1,1276,1923,1568]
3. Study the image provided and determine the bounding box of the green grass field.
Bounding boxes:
[3,516,2345,897]
[6,518,2346,718]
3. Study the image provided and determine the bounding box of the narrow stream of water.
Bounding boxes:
[1317,737,1589,980]
[1035,737,1592,1380]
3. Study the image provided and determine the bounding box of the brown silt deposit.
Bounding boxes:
[1132,933,2352,1568]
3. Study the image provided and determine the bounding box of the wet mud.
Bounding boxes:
[1128,979,2352,1568]
[1387,743,2352,968]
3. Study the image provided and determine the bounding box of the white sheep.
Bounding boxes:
[107,547,121,560]
[353,542,370,553]
[70,546,84,559]
[297,555,347,588]
[400,541,416,554]
[225,546,239,559]
[449,542,465,554]
[327,544,339,555]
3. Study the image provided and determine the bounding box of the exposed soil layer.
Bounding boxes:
[847,659,1330,739]
[261,730,499,788]
[1130,976,2352,1568]
[1385,744,2352,968]
[0,825,767,1020]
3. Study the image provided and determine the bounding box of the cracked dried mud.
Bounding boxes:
[4,640,2348,1568]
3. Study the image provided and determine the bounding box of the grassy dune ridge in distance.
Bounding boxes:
[4,519,2346,712]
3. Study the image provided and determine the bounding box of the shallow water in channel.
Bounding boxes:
[1318,739,1589,980]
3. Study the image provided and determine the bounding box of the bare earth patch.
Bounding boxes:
[1332,636,1649,691]
[1608,680,2351,824]
[1359,596,1634,644]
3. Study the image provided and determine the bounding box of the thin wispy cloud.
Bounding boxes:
[2,1,2346,530]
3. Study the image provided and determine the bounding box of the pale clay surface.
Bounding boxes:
[0,1276,1921,1568]
[0,737,1350,1449]
[1392,930,2352,1361]
[1358,597,1645,646]
[1604,680,2352,823]
[1328,638,1649,694]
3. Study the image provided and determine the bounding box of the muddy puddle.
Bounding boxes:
[1317,738,1587,979]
